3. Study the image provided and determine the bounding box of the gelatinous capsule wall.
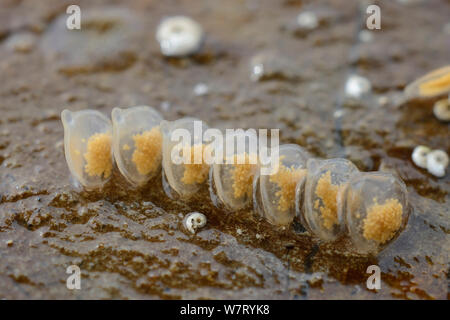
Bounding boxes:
[61,106,410,255]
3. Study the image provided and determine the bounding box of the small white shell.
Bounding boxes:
[433,98,450,122]
[61,109,113,190]
[426,149,449,178]
[161,118,210,199]
[156,16,204,57]
[183,212,207,234]
[301,158,359,241]
[112,106,163,186]
[341,172,409,255]
[411,145,431,169]
[255,144,310,226]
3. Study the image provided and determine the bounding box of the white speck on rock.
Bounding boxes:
[333,110,345,119]
[358,30,373,43]
[251,63,264,82]
[194,83,209,96]
[296,11,319,30]
[345,74,372,98]
[160,101,171,112]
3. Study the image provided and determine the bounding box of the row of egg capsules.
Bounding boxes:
[61,106,409,255]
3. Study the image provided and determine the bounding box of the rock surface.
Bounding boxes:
[0,0,448,299]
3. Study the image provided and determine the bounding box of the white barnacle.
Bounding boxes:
[433,98,450,122]
[183,212,207,234]
[411,145,431,169]
[426,150,448,178]
[345,74,372,98]
[156,16,204,57]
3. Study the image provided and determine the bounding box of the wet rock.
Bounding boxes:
[40,8,145,75]
[250,50,301,82]
[5,32,36,53]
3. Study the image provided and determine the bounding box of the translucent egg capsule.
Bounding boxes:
[111,106,163,186]
[210,131,260,211]
[161,118,210,199]
[404,65,450,99]
[61,109,113,190]
[254,144,309,226]
[301,158,359,241]
[339,172,409,254]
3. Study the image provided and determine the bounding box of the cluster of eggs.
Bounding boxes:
[61,106,410,255]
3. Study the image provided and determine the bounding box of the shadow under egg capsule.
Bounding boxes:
[61,109,114,190]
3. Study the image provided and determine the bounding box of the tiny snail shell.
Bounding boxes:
[183,212,207,234]
[433,98,450,122]
[340,172,409,255]
[156,16,204,57]
[161,118,210,199]
[426,150,448,178]
[411,145,431,169]
[61,109,113,190]
[300,158,359,241]
[112,106,163,186]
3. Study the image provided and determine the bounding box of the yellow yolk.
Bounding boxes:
[83,133,112,178]
[270,165,306,212]
[231,153,258,199]
[419,71,450,96]
[131,127,162,176]
[315,171,341,230]
[181,144,210,185]
[363,198,403,244]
